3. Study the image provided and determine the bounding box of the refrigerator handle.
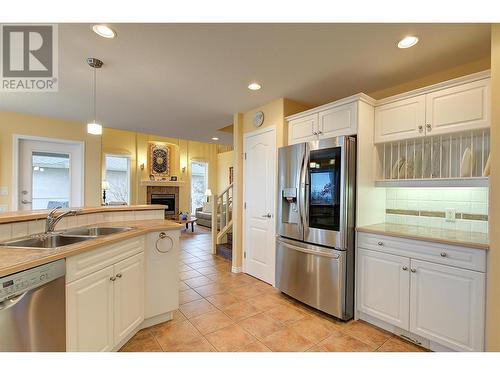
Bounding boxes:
[299,145,309,230]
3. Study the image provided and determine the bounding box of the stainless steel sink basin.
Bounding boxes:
[62,226,134,237]
[0,234,92,249]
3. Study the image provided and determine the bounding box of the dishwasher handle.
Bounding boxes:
[0,291,28,311]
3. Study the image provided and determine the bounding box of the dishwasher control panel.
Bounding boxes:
[0,259,65,302]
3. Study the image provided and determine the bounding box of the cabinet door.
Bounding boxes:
[425,79,490,136]
[410,259,485,351]
[288,114,318,145]
[374,95,426,143]
[318,102,357,138]
[113,253,145,345]
[357,248,410,330]
[66,266,115,352]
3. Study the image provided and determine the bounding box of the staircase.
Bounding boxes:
[211,183,233,258]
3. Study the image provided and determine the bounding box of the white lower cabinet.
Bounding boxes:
[66,245,145,352]
[357,249,410,330]
[357,233,486,352]
[410,259,485,352]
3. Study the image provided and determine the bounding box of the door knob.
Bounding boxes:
[261,213,272,218]
[21,199,32,204]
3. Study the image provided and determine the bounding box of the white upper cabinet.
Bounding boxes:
[425,78,490,136]
[374,95,426,143]
[318,102,357,138]
[357,248,410,330]
[374,73,490,144]
[288,114,318,144]
[409,259,485,352]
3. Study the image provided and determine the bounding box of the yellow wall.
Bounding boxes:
[368,57,490,99]
[0,112,101,209]
[217,151,234,195]
[486,24,500,352]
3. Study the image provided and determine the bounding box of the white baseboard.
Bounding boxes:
[231,266,242,273]
[140,311,173,329]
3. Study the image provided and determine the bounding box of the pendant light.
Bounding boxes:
[87,57,104,135]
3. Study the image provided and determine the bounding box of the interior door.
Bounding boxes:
[244,128,276,284]
[18,139,84,210]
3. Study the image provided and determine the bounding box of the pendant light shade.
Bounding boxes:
[87,57,103,135]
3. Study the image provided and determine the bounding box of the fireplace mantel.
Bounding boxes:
[140,180,185,187]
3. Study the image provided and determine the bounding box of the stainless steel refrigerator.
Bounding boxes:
[276,136,356,320]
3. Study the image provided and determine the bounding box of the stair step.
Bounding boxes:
[216,243,232,261]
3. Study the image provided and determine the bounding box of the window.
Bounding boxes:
[105,155,131,204]
[32,152,70,209]
[191,161,208,214]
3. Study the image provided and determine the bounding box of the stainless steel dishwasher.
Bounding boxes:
[0,259,66,351]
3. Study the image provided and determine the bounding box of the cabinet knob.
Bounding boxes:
[418,125,424,132]
[402,266,408,271]
[110,276,116,281]
[377,241,384,246]
[116,273,122,278]
[440,252,447,257]
[410,268,417,273]
[318,130,323,135]
[312,131,318,135]
[426,123,432,131]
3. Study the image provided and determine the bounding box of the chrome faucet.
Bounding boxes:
[45,206,80,234]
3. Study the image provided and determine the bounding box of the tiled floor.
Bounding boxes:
[121,226,426,352]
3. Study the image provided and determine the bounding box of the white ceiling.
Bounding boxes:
[0,23,491,144]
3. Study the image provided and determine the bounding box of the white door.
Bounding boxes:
[113,253,145,345]
[425,79,490,136]
[66,266,115,352]
[244,127,276,284]
[357,248,410,330]
[18,138,84,210]
[409,259,485,351]
[374,95,426,143]
[318,102,357,138]
[288,114,318,145]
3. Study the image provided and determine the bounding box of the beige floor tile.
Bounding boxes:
[189,261,213,269]
[377,337,427,352]
[178,281,191,291]
[179,264,193,272]
[205,324,256,351]
[238,312,284,340]
[183,257,205,265]
[343,320,393,347]
[290,316,339,344]
[221,301,261,321]
[194,283,227,297]
[312,330,376,352]
[206,293,241,309]
[120,334,162,352]
[179,288,203,304]
[246,294,287,310]
[234,341,271,352]
[229,284,266,300]
[143,310,186,336]
[179,299,217,318]
[196,266,220,276]
[266,304,308,325]
[261,327,314,352]
[179,270,202,280]
[184,275,215,288]
[155,320,203,351]
[189,310,234,335]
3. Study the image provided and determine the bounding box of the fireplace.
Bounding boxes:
[147,186,179,219]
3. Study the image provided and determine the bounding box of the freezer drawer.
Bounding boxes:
[275,238,352,320]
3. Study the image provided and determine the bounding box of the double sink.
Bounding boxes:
[0,226,134,249]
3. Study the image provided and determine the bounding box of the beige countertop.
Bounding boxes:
[356,223,489,250]
[0,219,182,278]
[0,205,167,224]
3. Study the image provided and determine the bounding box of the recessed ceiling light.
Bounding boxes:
[248,82,262,91]
[92,24,116,39]
[398,36,419,49]
[211,137,219,141]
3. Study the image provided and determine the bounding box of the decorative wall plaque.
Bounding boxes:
[149,143,170,179]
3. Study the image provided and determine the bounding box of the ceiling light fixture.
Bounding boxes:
[87,57,104,135]
[398,36,419,49]
[248,82,262,91]
[211,137,219,141]
[92,24,116,39]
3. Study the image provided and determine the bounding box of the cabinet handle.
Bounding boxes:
[402,266,408,271]
[116,273,122,278]
[410,268,416,273]
[110,276,116,281]
[426,123,432,131]
[318,130,323,135]
[377,241,384,246]
[418,125,424,132]
[312,131,318,135]
[440,252,447,257]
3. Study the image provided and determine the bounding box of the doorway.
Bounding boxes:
[191,161,208,214]
[243,127,276,285]
[15,136,84,211]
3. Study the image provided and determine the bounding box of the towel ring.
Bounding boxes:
[155,232,174,253]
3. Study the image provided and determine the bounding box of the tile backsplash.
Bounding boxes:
[386,187,489,234]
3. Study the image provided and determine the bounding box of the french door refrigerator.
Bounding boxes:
[276,136,356,320]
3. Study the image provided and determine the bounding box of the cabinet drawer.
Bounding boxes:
[66,237,145,283]
[357,232,485,272]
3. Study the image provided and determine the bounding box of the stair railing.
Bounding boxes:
[211,183,233,254]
